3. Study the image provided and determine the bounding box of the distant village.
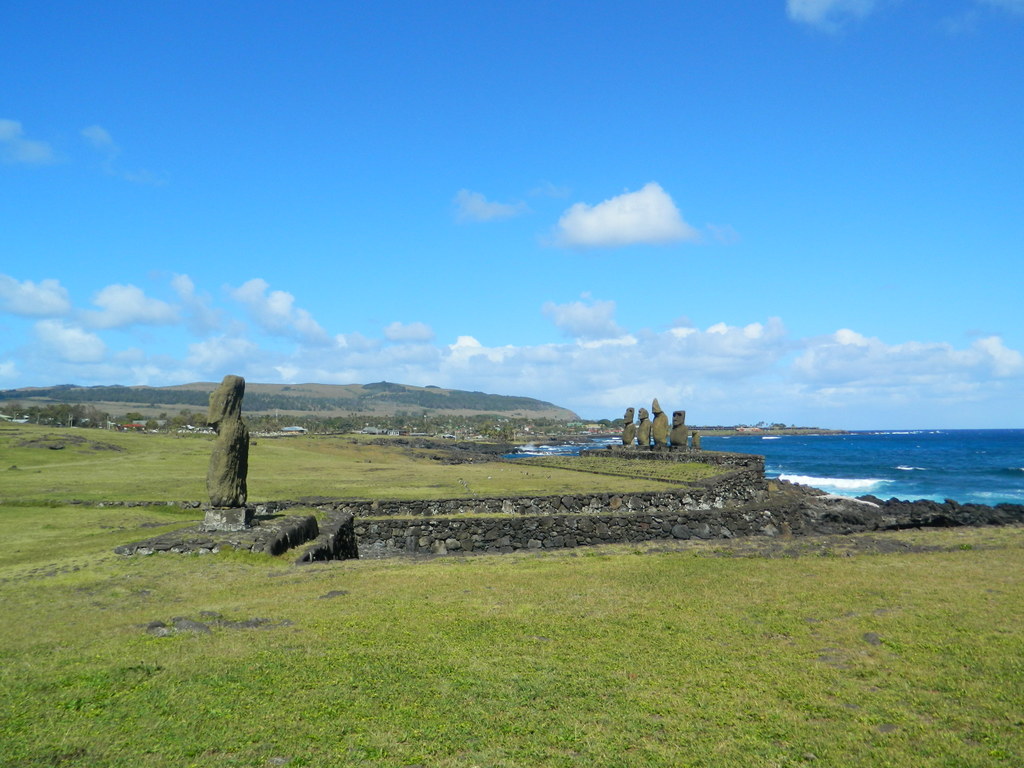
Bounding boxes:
[0,402,831,440]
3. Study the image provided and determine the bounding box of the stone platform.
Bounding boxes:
[115,513,320,557]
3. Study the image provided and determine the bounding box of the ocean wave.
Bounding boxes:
[896,465,927,471]
[779,474,887,492]
[761,436,780,440]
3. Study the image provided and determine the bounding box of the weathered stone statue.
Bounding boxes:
[636,407,652,448]
[651,398,669,448]
[204,375,251,530]
[691,430,701,451]
[670,410,687,447]
[621,407,637,447]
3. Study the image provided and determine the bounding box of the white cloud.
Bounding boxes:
[0,275,71,316]
[0,119,55,164]
[706,223,741,245]
[84,284,178,328]
[787,0,878,29]
[529,181,571,198]
[186,335,260,372]
[453,189,528,222]
[171,273,221,333]
[447,336,511,365]
[79,124,162,184]
[384,321,435,343]
[792,330,1024,402]
[542,296,625,341]
[980,0,1024,14]
[230,279,331,345]
[554,182,699,248]
[967,336,1024,377]
[81,124,116,151]
[3,271,1020,428]
[34,320,106,363]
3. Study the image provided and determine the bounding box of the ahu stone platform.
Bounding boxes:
[115,511,357,563]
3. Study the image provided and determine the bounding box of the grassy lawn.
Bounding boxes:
[0,425,669,503]
[519,455,726,484]
[1,423,1022,766]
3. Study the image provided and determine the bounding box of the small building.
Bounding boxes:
[281,426,307,434]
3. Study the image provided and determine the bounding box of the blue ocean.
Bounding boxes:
[510,429,1024,506]
[704,430,1024,505]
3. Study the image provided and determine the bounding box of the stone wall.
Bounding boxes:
[328,468,785,557]
[114,514,321,556]
[354,504,803,557]
[294,513,359,564]
[581,446,765,472]
[323,467,765,520]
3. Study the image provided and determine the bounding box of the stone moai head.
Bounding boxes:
[672,410,686,427]
[624,407,635,422]
[208,374,245,432]
[652,398,663,416]
[638,407,649,421]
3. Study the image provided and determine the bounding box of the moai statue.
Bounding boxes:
[203,375,251,530]
[691,430,701,451]
[651,398,669,448]
[636,407,652,448]
[670,410,687,448]
[621,407,637,447]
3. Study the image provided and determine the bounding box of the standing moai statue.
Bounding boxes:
[691,430,701,451]
[621,407,637,447]
[651,398,669,448]
[670,410,687,448]
[203,375,251,530]
[636,407,652,448]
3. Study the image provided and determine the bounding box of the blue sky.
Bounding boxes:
[2,0,1022,429]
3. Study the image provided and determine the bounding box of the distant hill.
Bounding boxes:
[0,381,580,420]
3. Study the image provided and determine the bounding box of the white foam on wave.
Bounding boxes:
[779,474,887,492]
[761,436,780,440]
[896,465,927,471]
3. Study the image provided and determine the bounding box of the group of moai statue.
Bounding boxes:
[621,398,700,449]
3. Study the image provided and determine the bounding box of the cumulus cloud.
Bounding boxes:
[0,119,55,164]
[980,0,1024,14]
[554,182,699,248]
[787,0,878,29]
[80,124,162,184]
[171,273,221,333]
[3,272,1021,428]
[84,284,178,329]
[34,320,106,363]
[529,181,571,198]
[453,189,528,222]
[972,336,1024,376]
[81,124,116,151]
[706,223,741,245]
[384,321,434,343]
[186,335,260,372]
[791,329,1024,415]
[230,278,331,345]
[542,296,625,341]
[0,275,71,316]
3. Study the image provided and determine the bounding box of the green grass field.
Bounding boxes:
[1,423,1022,767]
[519,455,726,484]
[0,425,671,503]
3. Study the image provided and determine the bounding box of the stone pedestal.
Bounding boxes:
[202,506,253,532]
